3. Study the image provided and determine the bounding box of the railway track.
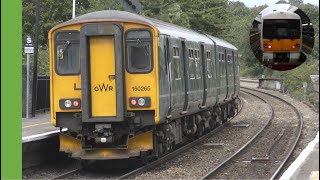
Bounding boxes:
[118,95,273,179]
[50,98,244,179]
[202,87,303,180]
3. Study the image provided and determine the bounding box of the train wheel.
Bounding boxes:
[81,160,90,170]
[197,124,205,137]
[216,115,223,126]
[209,118,216,130]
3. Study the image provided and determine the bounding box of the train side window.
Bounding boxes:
[173,46,181,80]
[189,59,196,80]
[54,31,80,75]
[126,29,153,73]
[206,51,211,59]
[173,47,180,57]
[235,56,239,76]
[206,50,212,79]
[228,55,232,77]
[194,49,201,79]
[195,59,201,79]
[188,48,195,80]
[188,49,194,58]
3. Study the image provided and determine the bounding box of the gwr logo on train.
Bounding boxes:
[94,83,114,92]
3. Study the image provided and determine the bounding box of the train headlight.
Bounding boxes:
[138,98,146,106]
[64,100,72,108]
[129,97,151,108]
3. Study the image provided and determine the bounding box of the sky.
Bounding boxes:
[233,0,319,8]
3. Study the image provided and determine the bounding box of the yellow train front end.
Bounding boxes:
[261,11,302,65]
[48,11,159,160]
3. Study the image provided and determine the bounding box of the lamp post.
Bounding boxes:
[73,0,76,18]
[32,0,40,117]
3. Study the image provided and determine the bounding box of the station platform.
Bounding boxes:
[22,111,65,143]
[280,132,319,180]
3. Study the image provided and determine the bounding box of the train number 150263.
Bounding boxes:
[132,86,150,91]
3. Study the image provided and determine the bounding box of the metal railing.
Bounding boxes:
[36,75,50,112]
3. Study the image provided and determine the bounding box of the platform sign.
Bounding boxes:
[24,35,34,54]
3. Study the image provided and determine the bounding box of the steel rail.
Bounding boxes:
[201,89,274,179]
[50,168,82,179]
[240,87,303,180]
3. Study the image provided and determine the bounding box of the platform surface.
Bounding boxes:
[281,132,319,180]
[22,111,59,138]
[291,142,319,180]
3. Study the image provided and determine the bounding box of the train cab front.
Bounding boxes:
[49,18,159,160]
[262,16,302,65]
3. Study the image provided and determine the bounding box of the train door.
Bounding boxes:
[232,51,236,97]
[182,40,189,112]
[80,23,124,122]
[170,39,185,115]
[224,49,228,99]
[201,44,207,107]
[227,52,234,99]
[165,37,172,115]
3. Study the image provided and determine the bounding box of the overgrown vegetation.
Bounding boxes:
[22,0,319,104]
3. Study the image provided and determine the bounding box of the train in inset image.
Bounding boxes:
[249,4,315,71]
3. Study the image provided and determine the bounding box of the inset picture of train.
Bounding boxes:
[250,4,315,71]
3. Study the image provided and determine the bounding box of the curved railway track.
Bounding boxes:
[202,87,303,180]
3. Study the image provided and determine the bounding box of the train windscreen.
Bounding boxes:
[263,19,300,39]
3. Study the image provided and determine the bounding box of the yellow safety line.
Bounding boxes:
[22,122,50,129]
[310,171,319,180]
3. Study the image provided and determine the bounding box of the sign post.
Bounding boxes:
[24,36,34,118]
[303,82,308,102]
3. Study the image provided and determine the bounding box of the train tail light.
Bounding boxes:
[60,99,81,109]
[264,44,272,49]
[73,100,80,107]
[129,97,150,108]
[292,44,300,49]
[130,99,137,106]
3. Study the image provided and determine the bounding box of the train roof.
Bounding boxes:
[260,4,298,16]
[262,11,301,20]
[53,10,237,50]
